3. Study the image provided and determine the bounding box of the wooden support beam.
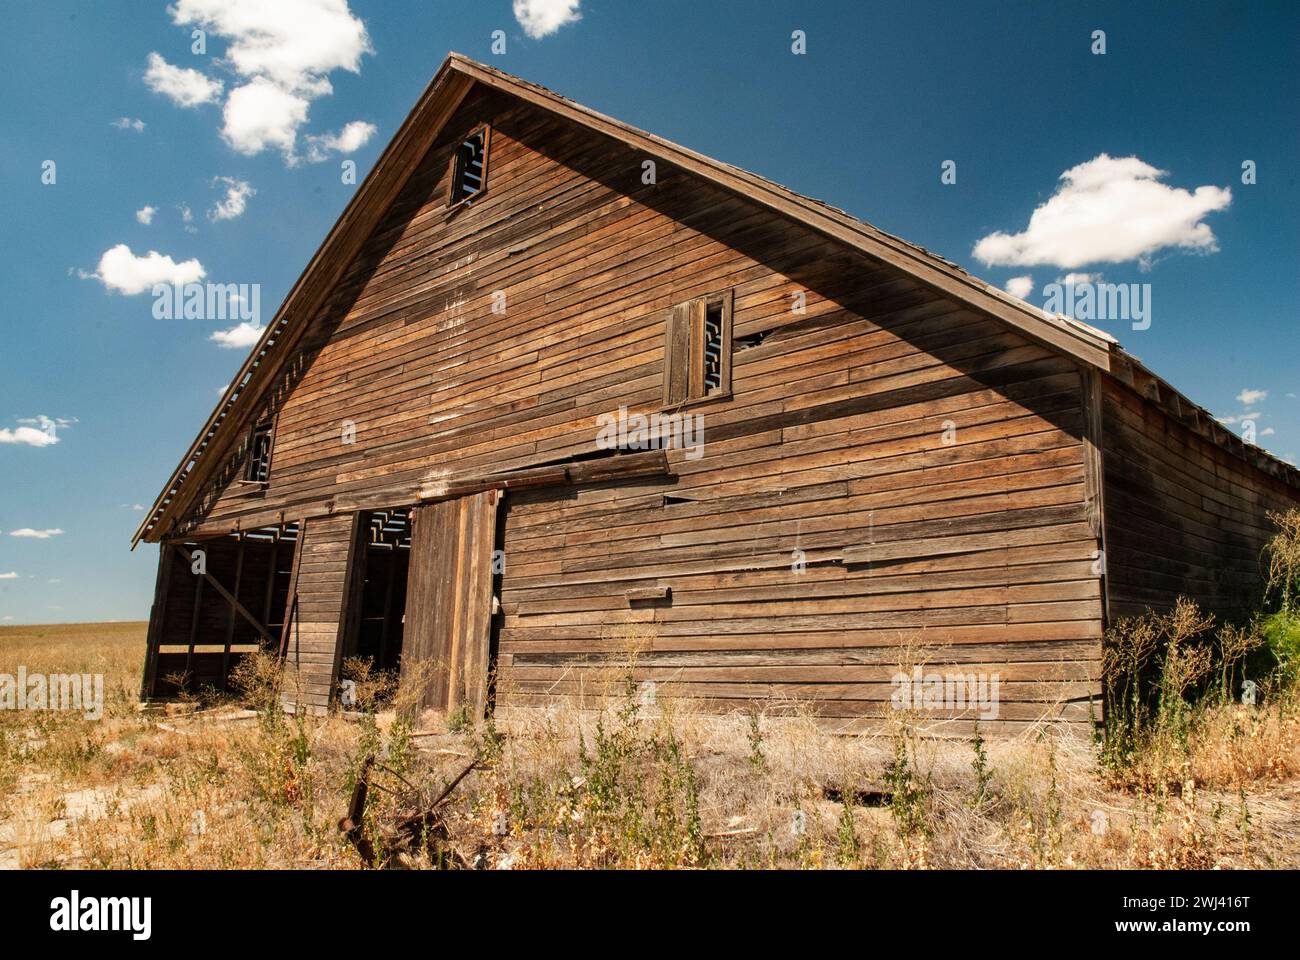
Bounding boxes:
[171,543,276,646]
[139,545,174,700]
[566,449,670,484]
[220,538,246,689]
[185,572,203,675]
[324,450,674,517]
[261,537,279,634]
[1080,366,1110,626]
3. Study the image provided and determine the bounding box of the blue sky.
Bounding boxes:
[1,0,1296,624]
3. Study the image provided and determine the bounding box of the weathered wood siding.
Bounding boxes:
[174,86,1102,730]
[402,490,499,715]
[1100,377,1300,622]
[281,514,358,711]
[495,333,1102,734]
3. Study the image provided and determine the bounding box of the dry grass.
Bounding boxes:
[2,620,1297,869]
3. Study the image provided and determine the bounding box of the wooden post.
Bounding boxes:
[261,536,279,644]
[139,544,174,700]
[220,537,246,689]
[185,565,203,677]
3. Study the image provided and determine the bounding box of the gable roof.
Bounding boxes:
[132,54,1298,546]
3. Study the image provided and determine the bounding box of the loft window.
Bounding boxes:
[663,289,733,406]
[449,127,489,205]
[702,299,725,393]
[244,423,273,483]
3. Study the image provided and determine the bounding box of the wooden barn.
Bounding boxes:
[132,54,1300,734]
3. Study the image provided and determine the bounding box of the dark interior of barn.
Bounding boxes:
[142,523,299,698]
[342,507,412,674]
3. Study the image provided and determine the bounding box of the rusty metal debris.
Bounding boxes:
[338,755,480,868]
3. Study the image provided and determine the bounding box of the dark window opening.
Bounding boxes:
[450,129,488,204]
[342,508,412,679]
[662,494,700,506]
[663,289,733,406]
[245,423,273,483]
[703,300,725,394]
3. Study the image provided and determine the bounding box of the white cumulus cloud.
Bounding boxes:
[136,205,157,225]
[514,0,582,38]
[305,120,377,162]
[1237,388,1267,406]
[1004,275,1034,300]
[221,77,311,157]
[172,0,371,93]
[144,52,224,107]
[0,426,56,447]
[9,528,64,539]
[973,155,1232,269]
[210,322,266,348]
[162,0,373,163]
[112,117,146,132]
[0,416,74,448]
[83,244,206,295]
[207,176,256,221]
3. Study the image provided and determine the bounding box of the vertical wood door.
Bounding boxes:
[282,513,357,713]
[402,490,499,716]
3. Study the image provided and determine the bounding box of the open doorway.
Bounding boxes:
[142,523,299,699]
[342,507,412,677]
[340,494,501,720]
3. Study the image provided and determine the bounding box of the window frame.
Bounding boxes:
[446,124,491,209]
[662,288,734,408]
[243,421,274,485]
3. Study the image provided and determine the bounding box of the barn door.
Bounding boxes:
[401,490,499,717]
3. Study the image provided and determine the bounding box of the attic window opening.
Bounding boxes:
[450,128,488,205]
[663,289,733,406]
[703,300,724,393]
[244,423,273,484]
